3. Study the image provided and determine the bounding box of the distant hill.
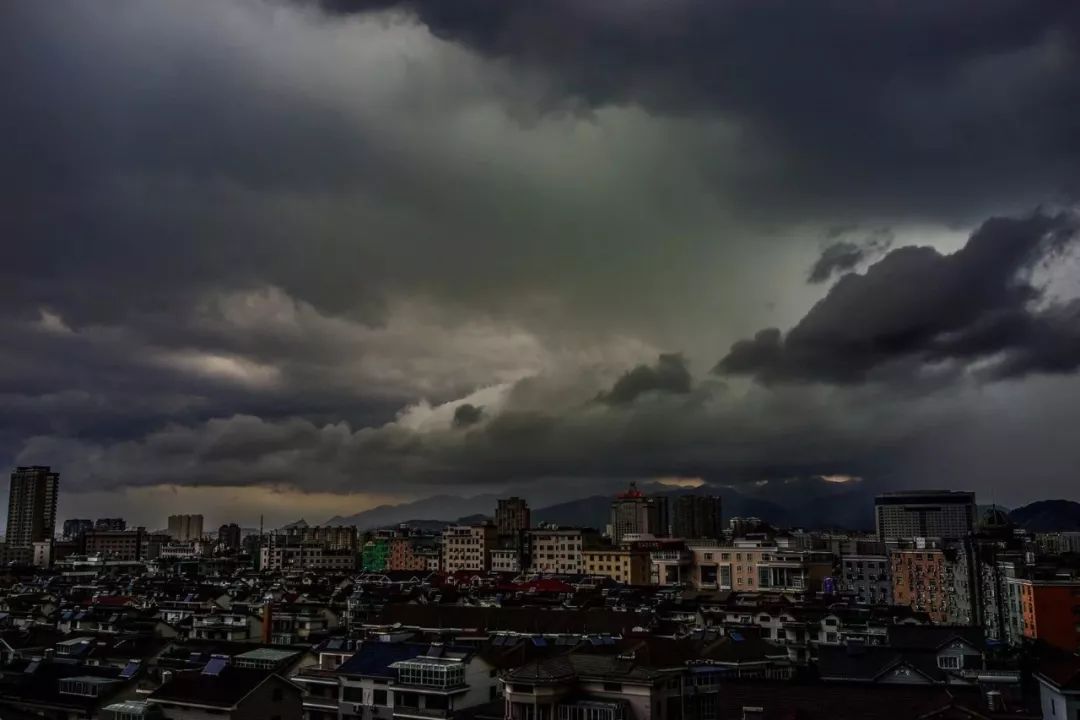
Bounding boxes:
[279,519,309,530]
[326,494,500,529]
[1009,500,1080,531]
[532,495,612,529]
[323,476,880,532]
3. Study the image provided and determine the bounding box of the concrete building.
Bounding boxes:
[218,522,242,550]
[610,483,669,543]
[441,524,497,573]
[63,518,94,539]
[261,542,357,572]
[280,524,358,551]
[81,528,172,561]
[167,514,204,542]
[388,536,439,572]
[582,546,651,585]
[1009,577,1080,652]
[839,554,892,605]
[890,540,959,623]
[670,494,723,540]
[6,465,59,548]
[495,497,531,534]
[874,490,976,541]
[690,541,834,593]
[95,517,126,532]
[527,528,600,574]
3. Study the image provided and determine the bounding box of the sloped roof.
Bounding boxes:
[149,667,280,708]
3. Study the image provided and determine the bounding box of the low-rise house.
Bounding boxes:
[147,662,302,720]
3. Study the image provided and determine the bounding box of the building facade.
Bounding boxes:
[610,483,669,543]
[167,514,204,542]
[95,518,126,532]
[441,524,497,573]
[280,524,359,551]
[527,528,600,574]
[582,547,651,585]
[81,528,172,561]
[839,554,892,605]
[63,518,94,539]
[495,497,531,534]
[874,491,976,541]
[6,465,59,547]
[671,494,723,540]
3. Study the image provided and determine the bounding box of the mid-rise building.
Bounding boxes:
[387,536,438,572]
[839,554,892,605]
[81,528,171,561]
[495,497,531,534]
[62,518,94,539]
[671,494,723,540]
[280,524,358,551]
[889,539,971,623]
[582,546,651,584]
[95,517,126,532]
[610,483,669,543]
[6,466,59,547]
[526,527,601,574]
[875,490,976,541]
[362,537,390,571]
[441,524,497,573]
[690,542,834,593]
[167,514,204,542]
[1008,576,1080,652]
[260,542,357,572]
[218,523,242,550]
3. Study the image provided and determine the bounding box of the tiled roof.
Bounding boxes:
[149,667,277,707]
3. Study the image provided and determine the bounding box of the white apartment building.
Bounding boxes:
[441,524,496,573]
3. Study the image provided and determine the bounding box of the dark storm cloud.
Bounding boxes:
[307,0,1080,218]
[452,403,484,428]
[598,353,692,405]
[808,230,893,284]
[717,211,1080,384]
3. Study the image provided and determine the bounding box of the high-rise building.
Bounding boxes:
[62,518,94,539]
[167,514,204,542]
[670,495,723,540]
[874,490,976,541]
[218,523,242,550]
[6,466,59,547]
[610,483,669,544]
[495,497,531,534]
[95,517,126,532]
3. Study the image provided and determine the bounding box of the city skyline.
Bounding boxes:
[4,2,1080,526]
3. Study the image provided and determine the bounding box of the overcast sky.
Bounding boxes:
[3,0,1080,529]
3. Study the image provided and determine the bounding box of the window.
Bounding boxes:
[373,689,388,706]
[937,655,960,670]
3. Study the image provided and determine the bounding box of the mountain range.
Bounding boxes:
[321,476,882,532]
[1008,499,1080,532]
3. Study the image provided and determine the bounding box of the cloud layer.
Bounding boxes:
[2,1,1080,525]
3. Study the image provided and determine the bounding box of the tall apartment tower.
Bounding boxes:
[671,495,723,540]
[875,490,976,541]
[167,514,205,542]
[495,497,531,533]
[6,466,59,547]
[610,483,669,544]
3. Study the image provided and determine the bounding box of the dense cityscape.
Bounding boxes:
[1,465,1078,719]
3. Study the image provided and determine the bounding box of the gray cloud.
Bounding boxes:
[307,0,1080,220]
[718,211,1080,384]
[3,1,1080,523]
[598,354,692,405]
[452,403,484,428]
[808,229,893,284]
